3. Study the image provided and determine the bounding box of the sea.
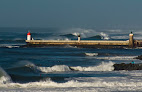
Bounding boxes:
[0,27,142,92]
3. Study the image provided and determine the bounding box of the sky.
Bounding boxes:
[0,0,142,28]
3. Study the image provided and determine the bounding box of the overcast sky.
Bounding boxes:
[0,0,142,28]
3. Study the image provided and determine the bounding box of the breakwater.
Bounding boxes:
[26,40,129,48]
[25,32,142,48]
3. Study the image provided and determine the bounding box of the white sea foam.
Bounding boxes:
[72,32,80,36]
[2,76,142,92]
[100,32,110,40]
[96,56,136,60]
[6,45,20,48]
[71,61,114,71]
[37,62,114,73]
[37,65,72,73]
[0,67,12,84]
[65,28,99,38]
[85,53,98,56]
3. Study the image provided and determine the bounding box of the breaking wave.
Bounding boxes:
[96,56,136,60]
[1,76,142,91]
[100,32,110,40]
[37,65,72,73]
[70,61,114,71]
[0,67,12,84]
[63,28,99,38]
[37,61,114,73]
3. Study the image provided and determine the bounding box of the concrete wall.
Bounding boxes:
[26,40,129,46]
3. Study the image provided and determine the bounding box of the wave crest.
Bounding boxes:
[71,61,114,71]
[38,65,72,73]
[0,67,12,84]
[37,61,114,73]
[100,32,110,40]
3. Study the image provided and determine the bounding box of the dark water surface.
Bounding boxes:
[0,27,142,91]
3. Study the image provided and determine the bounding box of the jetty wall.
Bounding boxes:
[26,32,140,48]
[26,40,129,47]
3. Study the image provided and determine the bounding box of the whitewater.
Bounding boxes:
[1,27,142,91]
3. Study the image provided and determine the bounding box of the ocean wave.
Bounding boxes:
[5,45,20,48]
[0,67,12,84]
[62,28,99,38]
[85,53,98,56]
[6,61,41,74]
[60,34,77,38]
[37,65,72,73]
[100,32,110,40]
[37,61,114,73]
[96,56,136,60]
[85,35,102,40]
[70,61,114,71]
[0,44,21,48]
[1,76,142,91]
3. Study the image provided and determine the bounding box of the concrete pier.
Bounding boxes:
[25,32,142,48]
[26,40,129,48]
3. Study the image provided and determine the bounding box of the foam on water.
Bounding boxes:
[64,28,99,38]
[71,61,114,71]
[6,45,20,48]
[85,53,98,56]
[1,76,142,92]
[37,65,71,73]
[38,62,114,73]
[96,56,136,60]
[36,62,114,73]
[0,67,12,84]
[100,32,110,40]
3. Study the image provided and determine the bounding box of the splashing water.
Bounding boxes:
[70,61,115,71]
[100,32,110,40]
[37,65,72,73]
[0,67,12,84]
[37,62,114,73]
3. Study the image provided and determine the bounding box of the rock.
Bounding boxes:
[134,55,142,60]
[113,63,142,70]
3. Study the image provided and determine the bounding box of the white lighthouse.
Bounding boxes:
[27,32,31,40]
[129,32,134,48]
[78,35,81,43]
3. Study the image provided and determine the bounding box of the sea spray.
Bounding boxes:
[100,32,110,40]
[37,61,115,73]
[70,61,115,71]
[2,77,142,89]
[0,67,12,84]
[38,65,72,73]
[65,28,98,38]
